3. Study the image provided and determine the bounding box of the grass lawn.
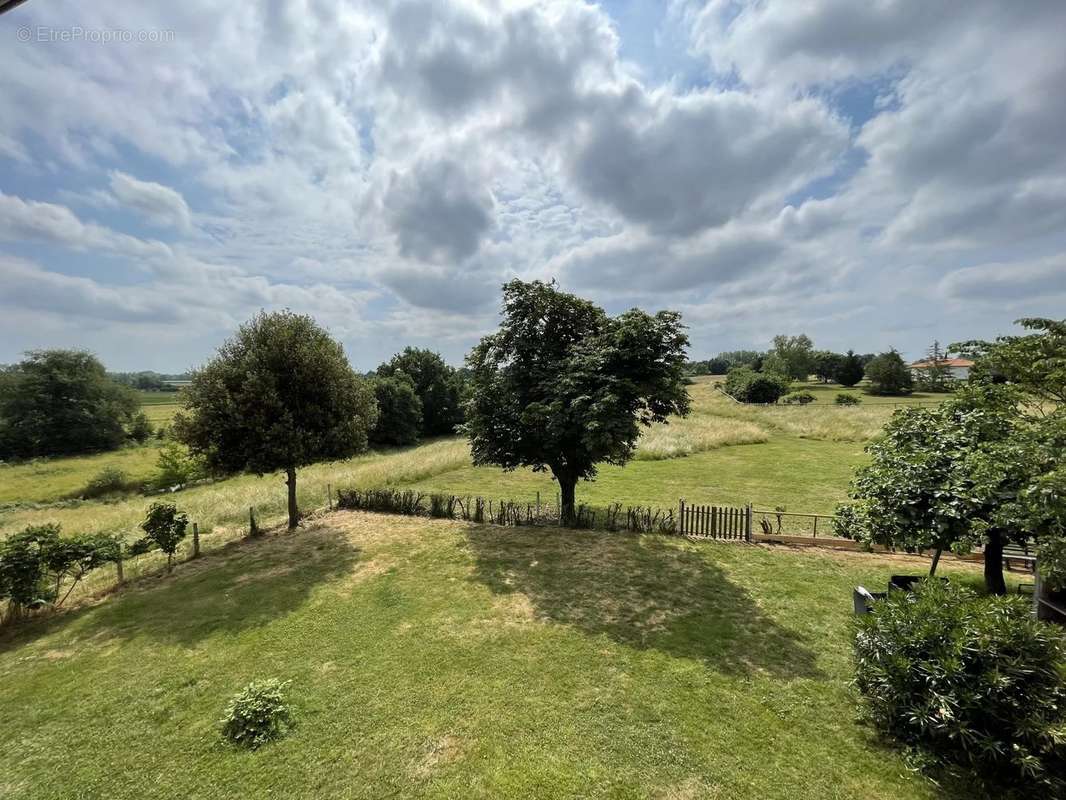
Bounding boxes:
[0,510,991,800]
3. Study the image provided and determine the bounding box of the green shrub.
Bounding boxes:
[0,524,121,620]
[128,411,153,443]
[781,391,815,405]
[220,679,293,749]
[154,440,204,488]
[854,580,1066,793]
[82,467,131,498]
[722,367,791,404]
[1039,536,1066,592]
[834,393,860,405]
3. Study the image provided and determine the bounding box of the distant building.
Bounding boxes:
[908,357,974,381]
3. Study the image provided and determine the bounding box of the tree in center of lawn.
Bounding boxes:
[173,311,377,529]
[464,280,690,524]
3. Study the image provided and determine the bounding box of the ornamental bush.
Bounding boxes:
[854,580,1066,793]
[834,393,860,405]
[220,679,293,749]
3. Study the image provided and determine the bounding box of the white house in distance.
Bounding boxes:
[908,357,974,381]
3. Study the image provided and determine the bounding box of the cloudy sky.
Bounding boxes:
[2,0,1064,372]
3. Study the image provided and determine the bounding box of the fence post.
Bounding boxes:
[746,504,753,542]
[678,498,685,535]
[536,491,540,517]
[192,522,200,558]
[328,483,333,511]
[115,551,125,585]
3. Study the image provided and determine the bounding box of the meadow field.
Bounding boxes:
[0,510,996,800]
[0,379,931,544]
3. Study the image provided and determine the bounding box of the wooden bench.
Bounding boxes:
[1002,543,1036,573]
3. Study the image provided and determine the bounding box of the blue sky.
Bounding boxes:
[1,0,1064,372]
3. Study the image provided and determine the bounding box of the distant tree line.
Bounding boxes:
[697,332,963,402]
[108,371,191,392]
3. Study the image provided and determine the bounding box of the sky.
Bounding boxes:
[1,0,1064,372]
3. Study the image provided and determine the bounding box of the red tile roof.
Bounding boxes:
[908,358,974,368]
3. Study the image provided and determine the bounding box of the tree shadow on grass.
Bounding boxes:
[462,526,823,679]
[0,523,362,651]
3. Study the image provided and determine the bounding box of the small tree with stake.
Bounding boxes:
[464,280,690,525]
[134,502,189,573]
[174,311,377,529]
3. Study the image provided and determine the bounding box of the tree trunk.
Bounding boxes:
[929,547,943,577]
[984,530,1006,595]
[286,466,299,529]
[556,472,577,527]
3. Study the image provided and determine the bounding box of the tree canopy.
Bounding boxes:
[837,384,1064,593]
[953,317,1066,408]
[769,334,815,381]
[465,280,690,523]
[0,350,139,459]
[835,350,865,387]
[368,376,423,447]
[864,349,913,395]
[376,348,464,437]
[174,310,377,528]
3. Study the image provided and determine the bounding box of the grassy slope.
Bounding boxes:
[0,445,162,505]
[0,511,988,800]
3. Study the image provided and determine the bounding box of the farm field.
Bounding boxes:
[0,510,994,800]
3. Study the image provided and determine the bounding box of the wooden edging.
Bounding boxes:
[751,532,984,563]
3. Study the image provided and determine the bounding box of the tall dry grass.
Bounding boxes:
[0,438,471,541]
[635,416,768,459]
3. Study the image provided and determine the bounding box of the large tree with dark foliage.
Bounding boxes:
[174,311,377,529]
[377,348,463,437]
[368,376,423,447]
[864,349,913,395]
[0,350,139,459]
[464,280,690,524]
[834,349,865,387]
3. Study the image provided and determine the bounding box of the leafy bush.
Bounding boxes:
[81,467,131,498]
[722,367,791,404]
[133,502,188,572]
[854,580,1066,793]
[128,411,153,443]
[336,488,427,516]
[220,679,293,749]
[0,524,121,620]
[834,393,860,405]
[1040,536,1066,592]
[154,440,204,488]
[781,391,815,405]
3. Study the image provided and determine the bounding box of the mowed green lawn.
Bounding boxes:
[0,510,987,800]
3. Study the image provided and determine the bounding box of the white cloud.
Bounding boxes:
[0,0,1063,369]
[108,171,192,231]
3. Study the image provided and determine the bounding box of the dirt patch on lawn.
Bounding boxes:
[410,733,467,778]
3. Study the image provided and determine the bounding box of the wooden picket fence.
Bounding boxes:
[678,500,752,541]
